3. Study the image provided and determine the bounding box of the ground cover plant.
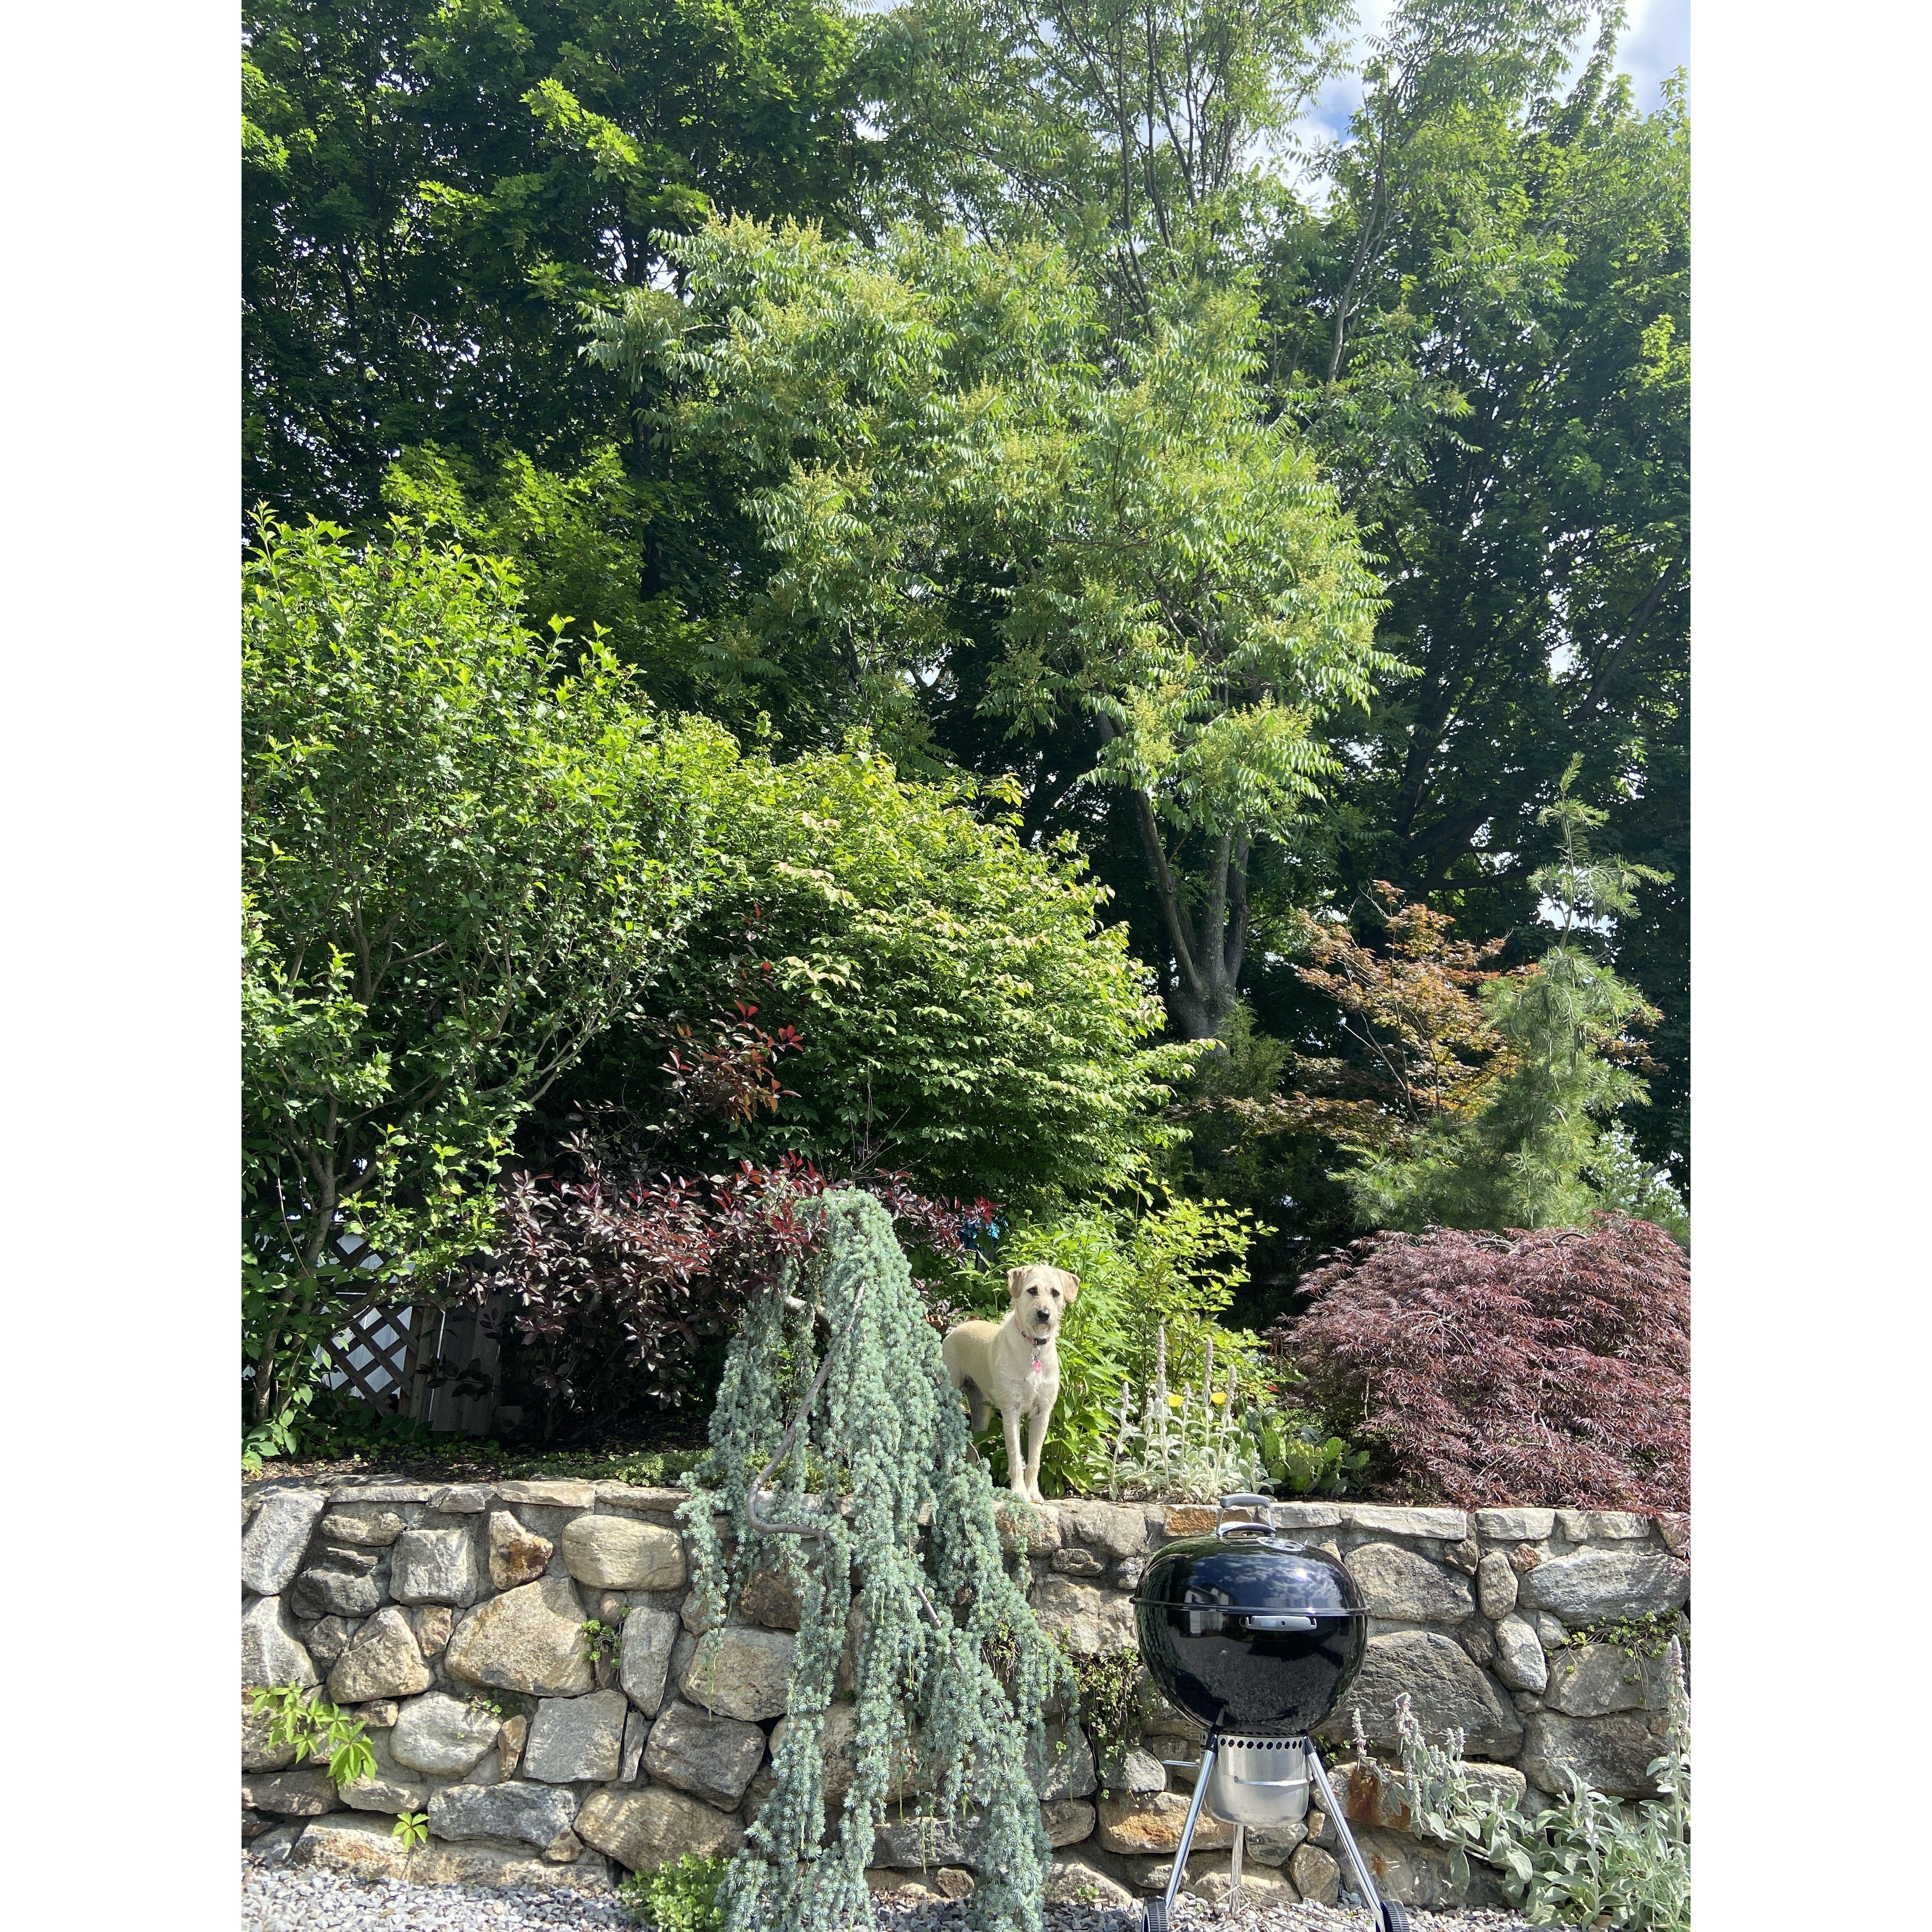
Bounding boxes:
[1395,1666,1691,1929]
[1273,1215,1689,1509]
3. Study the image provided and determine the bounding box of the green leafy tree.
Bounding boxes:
[243,0,862,523]
[857,0,1690,1192]
[242,518,721,1430]
[561,738,1195,1206]
[1265,0,1690,1183]
[589,217,1392,1038]
[858,0,1350,321]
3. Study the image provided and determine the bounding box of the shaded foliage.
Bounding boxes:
[244,0,862,523]
[1271,1216,1688,1509]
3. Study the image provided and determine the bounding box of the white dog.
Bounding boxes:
[942,1265,1080,1504]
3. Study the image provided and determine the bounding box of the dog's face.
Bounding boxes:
[1007,1265,1079,1343]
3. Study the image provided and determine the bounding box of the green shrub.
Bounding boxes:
[242,516,726,1441]
[625,743,1194,1206]
[249,1684,376,1788]
[619,1853,729,1932]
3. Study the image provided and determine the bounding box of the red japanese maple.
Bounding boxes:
[1272,1217,1688,1510]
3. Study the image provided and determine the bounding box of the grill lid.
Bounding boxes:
[1131,1495,1367,1617]
[1130,1538,1368,1617]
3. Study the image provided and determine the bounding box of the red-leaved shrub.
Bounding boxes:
[1270,1216,1688,1510]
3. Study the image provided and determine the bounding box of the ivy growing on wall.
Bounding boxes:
[680,1189,1074,1932]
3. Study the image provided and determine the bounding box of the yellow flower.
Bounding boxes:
[1211,1392,1226,1406]
[1167,1394,1183,1408]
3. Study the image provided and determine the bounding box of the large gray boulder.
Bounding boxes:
[317,1508,406,1548]
[410,1838,611,1890]
[681,1624,795,1723]
[574,1784,744,1872]
[427,1779,581,1850]
[1346,1543,1476,1624]
[1057,1501,1148,1559]
[1476,1552,1518,1619]
[1516,1549,1689,1624]
[391,1528,481,1607]
[242,1491,327,1595]
[444,1574,593,1697]
[242,1769,341,1817]
[337,1727,431,1815]
[1352,1826,1507,1908]
[1492,1615,1549,1693]
[618,1606,681,1716]
[327,1607,432,1703]
[389,1692,501,1776]
[241,1595,317,1690]
[1095,1793,1234,1856]
[560,1514,685,1591]
[1543,1642,1673,1717]
[1328,1631,1522,1758]
[292,1558,385,1620]
[873,1814,985,1869]
[1042,1799,1097,1848]
[643,1698,767,1808]
[1030,1575,1137,1657]
[523,1689,629,1784]
[1520,1709,1671,1798]
[1027,1720,1098,1800]
[287,1812,413,1881]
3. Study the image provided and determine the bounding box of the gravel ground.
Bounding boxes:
[242,1857,1540,1932]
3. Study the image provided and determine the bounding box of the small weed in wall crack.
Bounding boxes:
[250,1684,376,1789]
[581,1618,625,1672]
[1061,1643,1145,1775]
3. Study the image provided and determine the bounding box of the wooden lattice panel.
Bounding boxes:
[322,1299,440,1416]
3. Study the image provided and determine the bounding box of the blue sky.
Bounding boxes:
[1296,0,1690,152]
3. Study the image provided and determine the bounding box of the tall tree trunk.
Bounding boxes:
[1126,792,1249,1040]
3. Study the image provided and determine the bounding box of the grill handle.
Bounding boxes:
[1216,1493,1278,1538]
[1238,1612,1318,1633]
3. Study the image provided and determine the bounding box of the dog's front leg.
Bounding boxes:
[1022,1397,1051,1505]
[1000,1404,1029,1500]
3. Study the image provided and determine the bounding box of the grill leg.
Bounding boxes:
[1307,1740,1403,1932]
[1145,1733,1218,1932]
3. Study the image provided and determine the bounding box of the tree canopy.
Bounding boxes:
[240,0,1691,1440]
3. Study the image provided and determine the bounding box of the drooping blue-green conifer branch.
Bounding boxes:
[680,1188,1072,1932]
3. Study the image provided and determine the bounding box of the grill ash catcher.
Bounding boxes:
[1129,1495,1409,1932]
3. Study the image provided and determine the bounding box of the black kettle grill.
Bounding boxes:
[1130,1495,1409,1932]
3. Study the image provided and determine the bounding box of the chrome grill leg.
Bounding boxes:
[1306,1740,1399,1932]
[1161,1733,1218,1921]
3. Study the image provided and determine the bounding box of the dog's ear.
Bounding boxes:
[1062,1273,1080,1304]
[1006,1266,1027,1301]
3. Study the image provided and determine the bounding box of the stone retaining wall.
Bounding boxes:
[242,1480,1690,1910]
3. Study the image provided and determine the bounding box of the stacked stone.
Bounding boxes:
[241,1483,1687,1910]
